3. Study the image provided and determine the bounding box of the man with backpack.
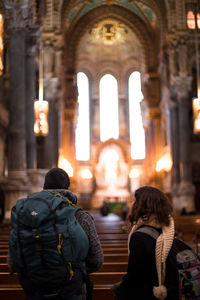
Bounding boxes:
[8,168,104,300]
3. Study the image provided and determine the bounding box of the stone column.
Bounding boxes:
[90,96,100,142]
[2,0,33,220]
[141,73,161,186]
[146,107,162,186]
[118,97,129,141]
[171,76,195,212]
[43,77,59,168]
[25,26,39,169]
[169,99,180,204]
[60,70,78,185]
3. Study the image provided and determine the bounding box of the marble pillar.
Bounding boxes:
[169,100,180,206]
[171,76,195,212]
[90,97,100,142]
[43,78,59,169]
[25,26,39,169]
[146,107,162,186]
[60,70,78,179]
[119,97,129,141]
[8,29,26,171]
[2,0,33,221]
[61,107,77,169]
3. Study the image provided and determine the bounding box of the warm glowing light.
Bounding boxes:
[100,74,119,141]
[75,72,90,161]
[58,155,73,177]
[80,169,93,179]
[129,72,145,159]
[156,152,172,172]
[129,168,140,179]
[103,149,119,180]
[193,98,200,133]
[34,100,49,136]
[34,43,49,136]
[187,11,195,29]
[0,14,3,75]
[129,168,140,178]
[194,117,200,131]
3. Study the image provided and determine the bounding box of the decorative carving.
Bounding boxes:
[4,0,34,30]
[170,75,192,99]
[141,72,160,107]
[64,5,157,73]
[168,34,189,77]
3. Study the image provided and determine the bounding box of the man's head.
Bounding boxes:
[43,168,70,190]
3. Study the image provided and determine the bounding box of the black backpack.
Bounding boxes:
[9,191,89,295]
[137,226,200,299]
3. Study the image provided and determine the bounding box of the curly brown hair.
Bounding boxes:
[129,186,173,226]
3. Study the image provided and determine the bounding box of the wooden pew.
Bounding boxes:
[100,262,127,272]
[90,272,125,284]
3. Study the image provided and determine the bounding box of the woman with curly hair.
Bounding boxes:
[121,186,179,300]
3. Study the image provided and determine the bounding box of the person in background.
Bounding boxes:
[100,201,110,216]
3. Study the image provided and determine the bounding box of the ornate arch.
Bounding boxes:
[61,0,168,32]
[94,138,131,165]
[63,5,158,74]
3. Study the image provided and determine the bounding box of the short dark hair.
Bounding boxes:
[129,186,173,226]
[43,168,70,190]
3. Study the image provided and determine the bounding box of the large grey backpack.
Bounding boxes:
[9,190,89,295]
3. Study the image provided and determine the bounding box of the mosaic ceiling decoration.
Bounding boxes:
[67,0,157,28]
[77,18,143,65]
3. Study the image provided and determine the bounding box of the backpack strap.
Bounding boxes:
[136,226,160,239]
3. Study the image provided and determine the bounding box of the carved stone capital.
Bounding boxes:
[141,73,160,106]
[4,0,34,30]
[170,75,192,100]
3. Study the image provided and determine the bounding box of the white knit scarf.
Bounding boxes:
[128,216,175,300]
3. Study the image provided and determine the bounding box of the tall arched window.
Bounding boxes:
[100,74,119,141]
[129,71,145,159]
[75,72,90,161]
[0,14,3,75]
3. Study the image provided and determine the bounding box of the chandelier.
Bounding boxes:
[34,42,49,136]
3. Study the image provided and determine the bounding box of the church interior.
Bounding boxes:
[0,0,200,219]
[1,0,200,298]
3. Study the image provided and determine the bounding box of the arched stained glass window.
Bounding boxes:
[187,11,195,29]
[197,13,200,29]
[100,74,119,141]
[0,14,3,75]
[75,72,90,161]
[129,71,145,159]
